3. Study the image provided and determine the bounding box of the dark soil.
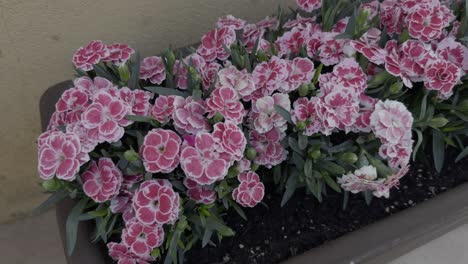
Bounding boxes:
[185,152,468,264]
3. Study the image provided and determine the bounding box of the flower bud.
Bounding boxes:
[250,163,260,171]
[166,50,176,69]
[458,100,468,112]
[227,166,240,178]
[296,121,307,131]
[339,152,358,164]
[389,81,403,94]
[245,147,257,160]
[42,178,60,192]
[118,64,130,82]
[211,112,224,123]
[298,84,309,97]
[308,149,321,160]
[428,117,449,128]
[124,149,139,162]
[256,51,268,62]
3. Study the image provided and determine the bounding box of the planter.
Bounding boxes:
[41,82,468,264]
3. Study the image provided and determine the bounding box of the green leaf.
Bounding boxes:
[274,105,293,124]
[232,202,247,221]
[202,229,213,248]
[320,161,345,175]
[288,137,303,155]
[419,92,429,121]
[412,129,423,161]
[455,146,468,162]
[66,198,88,256]
[432,129,445,173]
[125,115,159,125]
[281,172,298,206]
[145,86,190,97]
[33,189,68,216]
[128,52,141,90]
[322,173,341,193]
[93,64,117,81]
[304,159,313,178]
[298,133,308,150]
[428,117,449,129]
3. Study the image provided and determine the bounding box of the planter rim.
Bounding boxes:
[41,81,468,264]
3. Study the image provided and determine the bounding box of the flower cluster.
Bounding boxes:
[37,0,468,263]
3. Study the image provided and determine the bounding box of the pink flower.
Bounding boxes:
[237,158,252,173]
[370,100,413,145]
[133,179,180,225]
[375,165,410,198]
[350,29,386,65]
[296,0,321,12]
[436,37,468,73]
[352,94,377,133]
[253,56,289,93]
[73,76,116,97]
[82,158,122,202]
[102,43,135,65]
[424,59,461,99]
[380,0,403,34]
[249,130,288,168]
[107,242,153,264]
[183,178,216,204]
[212,122,247,161]
[81,90,128,143]
[216,15,246,30]
[308,33,346,66]
[38,131,85,181]
[216,66,256,100]
[338,166,384,194]
[256,16,279,30]
[180,133,231,185]
[197,27,236,61]
[118,88,152,117]
[242,24,268,53]
[122,219,164,257]
[275,26,309,56]
[65,121,99,152]
[379,140,412,169]
[150,95,184,123]
[281,57,315,92]
[140,56,166,85]
[206,87,246,124]
[251,93,291,134]
[332,17,350,33]
[201,62,222,89]
[72,40,109,71]
[172,97,211,134]
[384,40,413,87]
[56,88,89,113]
[406,4,446,42]
[232,171,265,207]
[173,54,206,89]
[332,58,367,93]
[140,129,182,174]
[291,97,321,136]
[399,40,434,83]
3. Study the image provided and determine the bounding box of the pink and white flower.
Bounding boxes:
[73,76,116,97]
[332,58,367,93]
[150,95,184,123]
[406,4,448,42]
[216,15,246,30]
[72,40,110,71]
[107,242,153,264]
[338,165,384,194]
[436,37,468,73]
[140,56,166,85]
[251,93,291,134]
[380,0,403,34]
[102,43,135,65]
[206,87,246,124]
[180,133,231,185]
[212,122,247,161]
[216,66,256,100]
[296,0,322,12]
[81,90,128,143]
[118,88,152,117]
[38,131,86,181]
[82,158,122,203]
[249,130,288,168]
[140,129,182,174]
[133,179,180,225]
[256,16,280,30]
[253,56,290,93]
[370,100,413,145]
[183,178,216,204]
[122,219,164,257]
[281,57,315,92]
[197,27,236,61]
[232,171,265,207]
[424,59,461,99]
[172,97,211,134]
[291,97,321,136]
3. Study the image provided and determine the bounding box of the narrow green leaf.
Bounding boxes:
[128,52,140,90]
[274,105,293,124]
[145,86,189,97]
[320,161,345,175]
[33,189,68,216]
[232,202,247,221]
[432,129,445,173]
[288,137,303,155]
[66,198,88,256]
[298,133,308,150]
[304,159,313,178]
[202,230,213,248]
[322,173,341,193]
[412,129,423,161]
[455,146,468,162]
[281,173,298,206]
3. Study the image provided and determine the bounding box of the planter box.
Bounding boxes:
[40,81,468,264]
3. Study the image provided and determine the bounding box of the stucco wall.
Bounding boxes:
[0,0,295,223]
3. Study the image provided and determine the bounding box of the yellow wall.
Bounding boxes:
[0,0,295,223]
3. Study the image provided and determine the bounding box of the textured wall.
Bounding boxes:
[0,0,295,223]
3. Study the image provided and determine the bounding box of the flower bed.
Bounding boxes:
[36,0,467,263]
